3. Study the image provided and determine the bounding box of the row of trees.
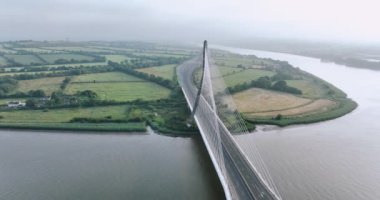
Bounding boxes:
[1,51,105,67]
[228,76,302,95]
[5,65,114,81]
[110,61,175,89]
[126,56,188,68]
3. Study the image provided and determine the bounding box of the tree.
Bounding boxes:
[253,76,272,89]
[77,90,97,99]
[28,90,46,97]
[272,80,287,91]
[274,114,283,120]
[26,99,38,108]
[51,91,64,104]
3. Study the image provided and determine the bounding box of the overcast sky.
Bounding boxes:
[1,0,380,44]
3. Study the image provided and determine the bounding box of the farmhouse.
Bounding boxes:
[7,101,26,108]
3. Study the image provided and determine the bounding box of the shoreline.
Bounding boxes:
[0,123,199,136]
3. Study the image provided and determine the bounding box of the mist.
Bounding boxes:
[1,0,380,45]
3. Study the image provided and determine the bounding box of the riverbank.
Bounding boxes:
[0,122,200,135]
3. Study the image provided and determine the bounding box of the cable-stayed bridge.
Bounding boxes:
[177,41,282,200]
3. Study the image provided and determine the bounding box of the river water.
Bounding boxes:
[215,46,380,200]
[0,129,224,200]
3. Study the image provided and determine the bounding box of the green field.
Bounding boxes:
[0,46,16,54]
[223,69,275,87]
[218,66,245,76]
[286,80,325,98]
[0,56,8,66]
[245,99,357,127]
[0,105,128,123]
[105,55,131,63]
[66,82,170,101]
[39,53,95,63]
[14,48,57,53]
[132,52,186,58]
[34,62,107,69]
[15,76,67,95]
[66,72,171,101]
[4,54,44,65]
[136,64,177,80]
[91,46,135,52]
[71,72,142,82]
[4,67,24,72]
[215,57,253,67]
[43,46,112,53]
[0,70,65,77]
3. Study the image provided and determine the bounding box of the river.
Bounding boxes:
[0,129,224,200]
[215,46,380,200]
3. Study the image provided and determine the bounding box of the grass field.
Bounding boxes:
[136,64,176,80]
[4,67,24,72]
[71,72,142,82]
[215,57,254,68]
[233,88,338,118]
[286,79,325,98]
[140,49,192,56]
[4,54,44,65]
[0,105,128,123]
[39,54,95,63]
[218,66,245,76]
[245,99,337,117]
[232,88,312,113]
[105,55,132,63]
[66,82,170,101]
[43,46,112,53]
[15,76,67,95]
[245,99,357,127]
[0,56,8,66]
[91,46,135,52]
[223,69,275,87]
[0,47,16,54]
[34,62,107,69]
[132,52,186,58]
[0,70,65,77]
[66,72,171,101]
[13,48,57,53]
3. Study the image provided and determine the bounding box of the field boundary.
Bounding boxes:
[71,80,148,84]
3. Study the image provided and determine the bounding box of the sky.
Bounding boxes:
[1,0,380,44]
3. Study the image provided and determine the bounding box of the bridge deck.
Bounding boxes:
[177,52,280,200]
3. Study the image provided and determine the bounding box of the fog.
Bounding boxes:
[1,0,380,44]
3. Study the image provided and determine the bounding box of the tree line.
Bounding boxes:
[228,76,302,95]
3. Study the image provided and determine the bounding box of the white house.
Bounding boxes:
[7,101,26,108]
